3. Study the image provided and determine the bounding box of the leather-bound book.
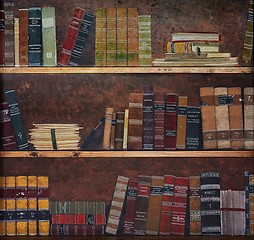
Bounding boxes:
[128,93,143,150]
[200,87,217,149]
[244,87,254,149]
[110,112,117,150]
[28,7,42,66]
[154,92,165,150]
[19,9,28,66]
[114,111,125,150]
[214,87,230,149]
[5,90,29,150]
[106,7,117,66]
[134,175,151,235]
[142,85,154,150]
[146,176,164,235]
[58,7,85,66]
[245,171,251,235]
[69,11,95,66]
[159,175,175,235]
[0,102,17,150]
[116,8,128,66]
[0,10,4,66]
[176,96,188,149]
[0,176,5,236]
[103,107,114,150]
[200,172,221,235]
[95,8,107,66]
[250,174,254,235]
[127,8,139,66]
[189,175,201,235]
[165,93,178,150]
[170,176,189,235]
[14,18,19,66]
[228,87,244,149]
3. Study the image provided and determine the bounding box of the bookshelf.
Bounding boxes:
[0,0,254,238]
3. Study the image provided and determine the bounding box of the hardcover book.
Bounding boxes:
[114,111,125,150]
[19,9,29,66]
[250,173,254,235]
[171,32,220,42]
[103,107,114,150]
[0,10,4,66]
[0,176,5,236]
[14,18,19,66]
[245,171,251,235]
[123,109,129,150]
[110,112,117,150]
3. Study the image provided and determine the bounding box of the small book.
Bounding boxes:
[123,109,129,150]
[103,107,114,150]
[0,10,4,66]
[109,112,117,150]
[19,9,29,66]
[114,111,125,150]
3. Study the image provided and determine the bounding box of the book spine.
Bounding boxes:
[19,9,29,66]
[165,93,178,150]
[0,10,4,66]
[103,107,114,150]
[14,18,19,66]
[58,7,85,66]
[123,109,129,150]
[249,174,254,235]
[114,111,125,150]
[95,201,106,225]
[28,7,42,66]
[5,90,29,150]
[0,176,5,236]
[68,11,95,66]
[245,171,250,235]
[110,112,117,150]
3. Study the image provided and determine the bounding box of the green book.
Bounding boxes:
[42,7,57,66]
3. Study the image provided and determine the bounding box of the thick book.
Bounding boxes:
[200,87,217,149]
[127,93,143,150]
[114,111,125,150]
[0,10,4,66]
[200,172,221,235]
[165,93,178,150]
[19,9,29,66]
[250,173,254,235]
[0,102,17,150]
[42,7,57,66]
[5,90,29,150]
[28,7,43,66]
[58,7,85,66]
[14,17,19,66]
[103,107,114,150]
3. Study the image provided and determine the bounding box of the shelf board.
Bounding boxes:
[0,66,253,74]
[0,150,253,158]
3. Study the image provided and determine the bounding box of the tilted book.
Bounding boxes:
[114,111,125,150]
[19,9,29,66]
[103,107,114,150]
[0,10,4,66]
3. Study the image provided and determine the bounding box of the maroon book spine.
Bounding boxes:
[58,7,85,66]
[0,10,4,66]
[165,93,178,150]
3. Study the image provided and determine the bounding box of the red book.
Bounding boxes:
[58,7,85,66]
[0,10,4,66]
[76,214,86,224]
[170,177,189,235]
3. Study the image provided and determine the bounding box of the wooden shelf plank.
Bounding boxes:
[0,67,253,74]
[0,150,253,158]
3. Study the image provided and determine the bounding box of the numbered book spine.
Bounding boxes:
[19,9,29,66]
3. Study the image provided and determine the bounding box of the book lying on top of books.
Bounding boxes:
[170,32,220,42]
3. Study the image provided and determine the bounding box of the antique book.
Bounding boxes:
[165,93,178,150]
[128,92,143,150]
[159,175,175,235]
[116,8,128,66]
[138,15,152,66]
[200,172,221,235]
[189,175,201,235]
[4,1,15,66]
[214,87,230,149]
[0,102,17,150]
[110,112,117,150]
[134,175,151,235]
[200,87,217,149]
[0,10,4,66]
[68,11,95,66]
[42,7,57,66]
[154,92,165,150]
[242,0,253,66]
[105,175,129,235]
[95,8,107,66]
[170,176,189,235]
[244,87,254,149]
[171,32,220,42]
[19,9,29,66]
[146,176,164,235]
[14,17,19,66]
[0,176,5,236]
[103,107,114,150]
[185,106,202,150]
[114,111,125,150]
[176,96,188,149]
[127,8,139,66]
[142,85,154,150]
[228,87,244,149]
[250,173,254,235]
[123,109,129,150]
[106,7,117,66]
[245,171,251,235]
[28,7,43,66]
[5,90,29,150]
[58,7,85,66]
[220,190,245,235]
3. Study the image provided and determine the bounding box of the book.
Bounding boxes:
[114,111,125,150]
[171,32,220,42]
[176,96,188,149]
[249,173,254,235]
[42,7,57,66]
[165,93,178,150]
[58,7,85,66]
[5,90,29,150]
[28,7,43,66]
[0,9,4,66]
[200,87,217,149]
[19,9,29,66]
[110,111,116,150]
[0,176,5,236]
[127,92,143,150]
[123,109,129,150]
[138,15,152,66]
[103,107,114,150]
[105,175,129,235]
[245,171,251,235]
[0,102,17,150]
[14,18,19,66]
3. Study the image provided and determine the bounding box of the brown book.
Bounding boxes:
[103,107,114,150]
[200,87,217,149]
[14,18,19,66]
[127,93,143,149]
[0,176,5,236]
[110,111,117,150]
[114,110,125,149]
[228,87,244,149]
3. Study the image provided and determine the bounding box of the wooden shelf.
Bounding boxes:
[0,66,253,74]
[0,150,253,158]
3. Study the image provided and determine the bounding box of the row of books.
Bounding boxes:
[105,171,254,236]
